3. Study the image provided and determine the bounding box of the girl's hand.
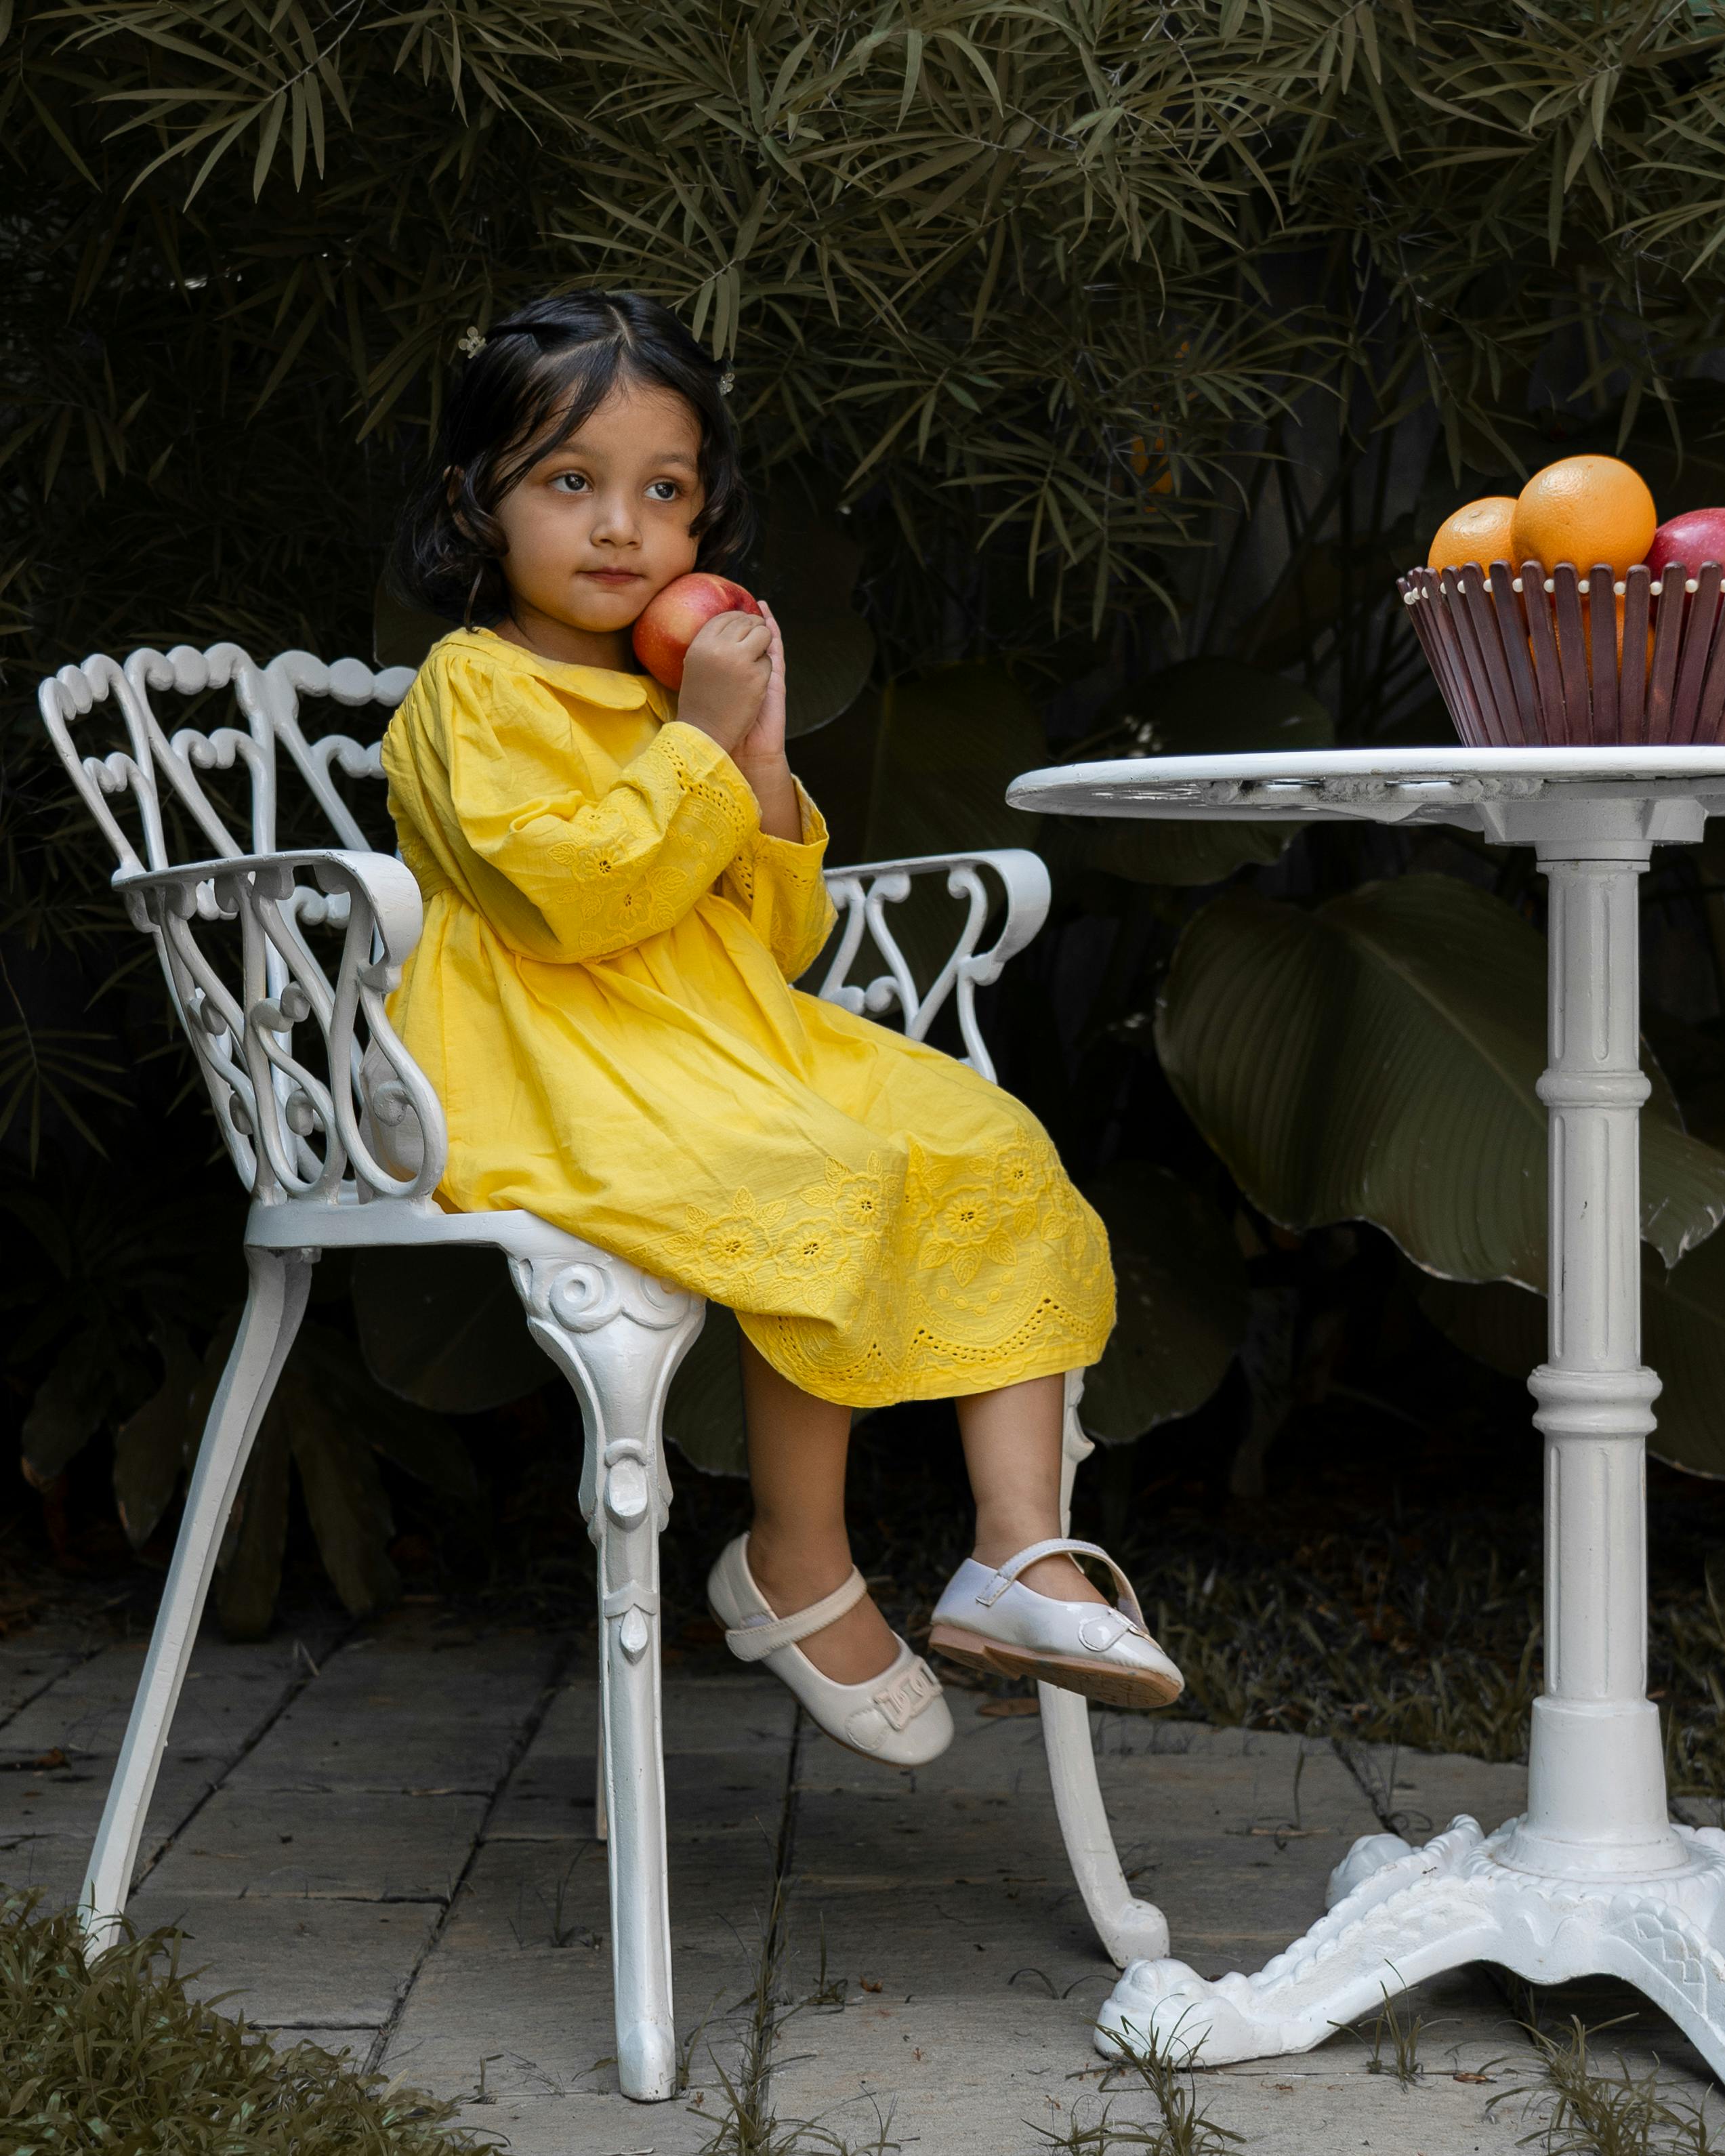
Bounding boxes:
[731,601,787,774]
[732,604,801,840]
[676,610,772,755]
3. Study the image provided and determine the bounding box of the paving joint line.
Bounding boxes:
[363,1630,581,2077]
[233,1891,451,1907]
[0,1638,118,1740]
[1329,1731,1547,2055]
[131,1613,362,1896]
[1329,1733,1398,1833]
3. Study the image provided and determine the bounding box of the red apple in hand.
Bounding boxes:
[1648,507,1725,581]
[632,572,762,690]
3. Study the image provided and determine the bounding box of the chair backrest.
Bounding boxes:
[40,642,444,1210]
[43,640,1047,1218]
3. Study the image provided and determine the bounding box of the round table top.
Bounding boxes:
[1005,744,1725,828]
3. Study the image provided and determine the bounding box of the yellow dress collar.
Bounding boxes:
[449,625,673,716]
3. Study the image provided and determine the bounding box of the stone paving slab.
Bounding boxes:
[17,1611,1723,2155]
[381,1674,793,2153]
[137,1785,489,1903]
[0,1619,105,1726]
[222,1623,559,1794]
[0,1625,337,1769]
[489,1672,796,1847]
[128,1885,445,2028]
[1340,1737,1529,1844]
[783,2004,1529,2156]
[0,1617,350,1905]
[771,1708,1550,2154]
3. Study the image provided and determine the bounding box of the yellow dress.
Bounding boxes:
[381,629,1114,1409]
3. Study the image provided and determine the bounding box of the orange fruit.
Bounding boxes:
[1428,496,1518,573]
[1510,455,1656,577]
[1559,594,1629,672]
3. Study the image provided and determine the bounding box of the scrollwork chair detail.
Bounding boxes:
[41,642,1165,2102]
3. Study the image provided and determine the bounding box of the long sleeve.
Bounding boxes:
[719,779,837,982]
[442,663,760,964]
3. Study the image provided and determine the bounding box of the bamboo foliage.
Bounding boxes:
[13,3,1725,1528]
[11,0,1725,690]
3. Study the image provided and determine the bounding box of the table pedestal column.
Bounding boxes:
[1097,806,1725,2079]
[1504,840,1680,1880]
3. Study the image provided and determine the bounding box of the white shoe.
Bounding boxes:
[929,1537,1184,1711]
[707,1535,953,1767]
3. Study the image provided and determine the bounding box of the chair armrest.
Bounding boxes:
[115,848,447,1206]
[817,848,1051,1082]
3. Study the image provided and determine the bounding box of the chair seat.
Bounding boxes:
[245,1189,641,1267]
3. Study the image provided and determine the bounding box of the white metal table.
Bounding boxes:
[1007,745,1725,2075]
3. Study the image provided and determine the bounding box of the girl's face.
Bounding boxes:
[487,377,704,654]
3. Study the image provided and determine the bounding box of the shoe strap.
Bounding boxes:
[974,1537,1147,1632]
[724,1564,869,1663]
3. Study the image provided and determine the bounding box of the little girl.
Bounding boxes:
[383,291,1182,1764]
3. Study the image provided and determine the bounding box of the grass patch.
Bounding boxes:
[1036,2021,1241,2153]
[0,1887,493,2154]
[1140,1520,1725,1801]
[1491,2016,1725,2155]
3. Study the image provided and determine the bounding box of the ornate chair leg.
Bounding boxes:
[1039,1370,1172,1966]
[80,1245,315,1947]
[510,1246,704,2104]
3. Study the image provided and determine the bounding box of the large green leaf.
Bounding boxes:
[1077,1163,1247,1446]
[756,486,877,739]
[1157,875,1725,1287]
[862,663,1045,862]
[282,1370,400,1617]
[352,1245,549,1414]
[1646,1236,1725,1479]
[215,1405,292,1642]
[1421,1237,1725,1480]
[852,663,1047,999]
[20,1332,112,1486]
[1089,813,1297,890]
[1416,1272,1545,1389]
[663,1302,749,1477]
[1080,659,1333,888]
[292,1323,480,1501]
[112,1325,200,1547]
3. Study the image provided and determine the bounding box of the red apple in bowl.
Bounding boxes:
[1648,507,1725,581]
[632,572,762,690]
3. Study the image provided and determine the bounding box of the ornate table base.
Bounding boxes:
[1100,1816,1725,2073]
[997,758,1725,2084]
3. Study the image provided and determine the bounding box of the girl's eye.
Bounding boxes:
[551,472,589,494]
[646,480,681,503]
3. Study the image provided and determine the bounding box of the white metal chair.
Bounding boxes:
[40,642,1171,2100]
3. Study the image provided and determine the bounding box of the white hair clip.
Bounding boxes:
[457,325,486,358]
[718,369,735,396]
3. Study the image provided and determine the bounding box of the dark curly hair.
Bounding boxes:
[390,291,751,627]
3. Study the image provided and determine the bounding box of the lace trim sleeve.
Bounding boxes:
[721,777,837,981]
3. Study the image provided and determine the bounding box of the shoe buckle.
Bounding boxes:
[875,1658,939,1731]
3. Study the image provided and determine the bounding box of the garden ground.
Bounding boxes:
[5,1586,1723,2156]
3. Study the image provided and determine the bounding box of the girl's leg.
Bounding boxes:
[955,1373,1108,1604]
[740,1335,900,1684]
